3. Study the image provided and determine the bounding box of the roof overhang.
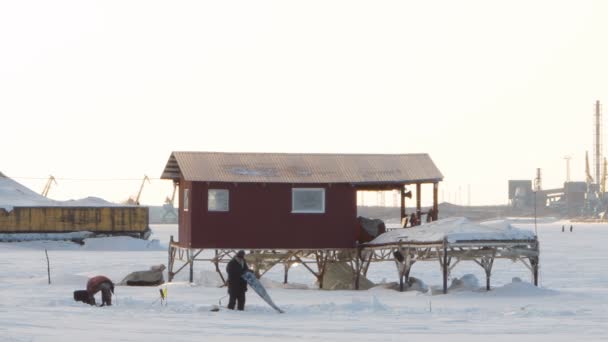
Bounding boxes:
[161,151,444,185]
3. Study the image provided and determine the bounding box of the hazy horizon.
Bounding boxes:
[2,1,607,206]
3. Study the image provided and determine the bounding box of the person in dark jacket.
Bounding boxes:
[226,250,250,310]
[86,275,114,306]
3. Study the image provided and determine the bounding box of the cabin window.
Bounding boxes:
[208,189,229,212]
[292,188,325,213]
[183,188,189,211]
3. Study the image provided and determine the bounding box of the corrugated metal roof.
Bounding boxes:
[161,152,443,184]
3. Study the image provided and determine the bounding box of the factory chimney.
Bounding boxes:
[594,100,602,186]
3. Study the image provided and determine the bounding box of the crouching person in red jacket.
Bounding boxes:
[74,275,114,306]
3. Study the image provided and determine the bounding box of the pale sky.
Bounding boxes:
[1,1,607,206]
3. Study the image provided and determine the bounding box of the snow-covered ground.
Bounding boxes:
[1,221,607,341]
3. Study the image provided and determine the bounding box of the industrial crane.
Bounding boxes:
[41,176,57,197]
[161,182,178,223]
[126,175,151,205]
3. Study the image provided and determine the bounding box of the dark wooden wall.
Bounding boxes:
[181,182,358,249]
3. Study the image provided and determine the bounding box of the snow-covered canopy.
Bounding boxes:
[366,217,536,246]
[0,173,121,211]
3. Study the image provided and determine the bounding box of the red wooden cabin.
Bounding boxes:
[161,152,443,250]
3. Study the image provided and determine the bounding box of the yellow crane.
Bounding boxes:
[41,176,57,197]
[126,175,151,205]
[165,182,177,207]
[162,182,178,223]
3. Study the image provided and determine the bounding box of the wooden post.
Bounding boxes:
[400,186,406,224]
[442,239,448,294]
[355,246,362,290]
[283,262,290,284]
[404,251,412,286]
[485,257,494,291]
[532,258,539,286]
[416,183,422,220]
[433,182,439,220]
[45,249,51,285]
[168,235,174,282]
[214,250,227,285]
[316,251,329,290]
[532,240,540,286]
[486,271,491,290]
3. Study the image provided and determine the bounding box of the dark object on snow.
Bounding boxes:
[74,290,92,304]
[570,225,573,232]
[120,264,166,286]
[226,252,250,310]
[357,216,386,243]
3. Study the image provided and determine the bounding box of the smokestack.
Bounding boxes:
[594,100,602,186]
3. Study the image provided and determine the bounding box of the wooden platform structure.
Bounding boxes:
[168,218,540,293]
[359,231,539,293]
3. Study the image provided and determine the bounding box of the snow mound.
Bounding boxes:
[488,278,559,297]
[0,174,125,211]
[81,237,164,251]
[260,277,310,290]
[449,274,480,291]
[0,174,59,211]
[372,276,428,292]
[368,217,536,245]
[61,196,122,206]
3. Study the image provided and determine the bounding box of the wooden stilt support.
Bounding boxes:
[433,182,439,220]
[532,257,539,286]
[416,183,422,220]
[284,262,290,284]
[441,239,449,294]
[317,251,329,289]
[474,253,495,291]
[532,240,540,286]
[168,235,175,282]
[355,246,362,290]
[400,186,406,226]
[213,250,227,285]
[362,250,373,277]
[486,268,491,290]
[394,245,414,292]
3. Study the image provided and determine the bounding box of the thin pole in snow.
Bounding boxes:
[45,249,51,285]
